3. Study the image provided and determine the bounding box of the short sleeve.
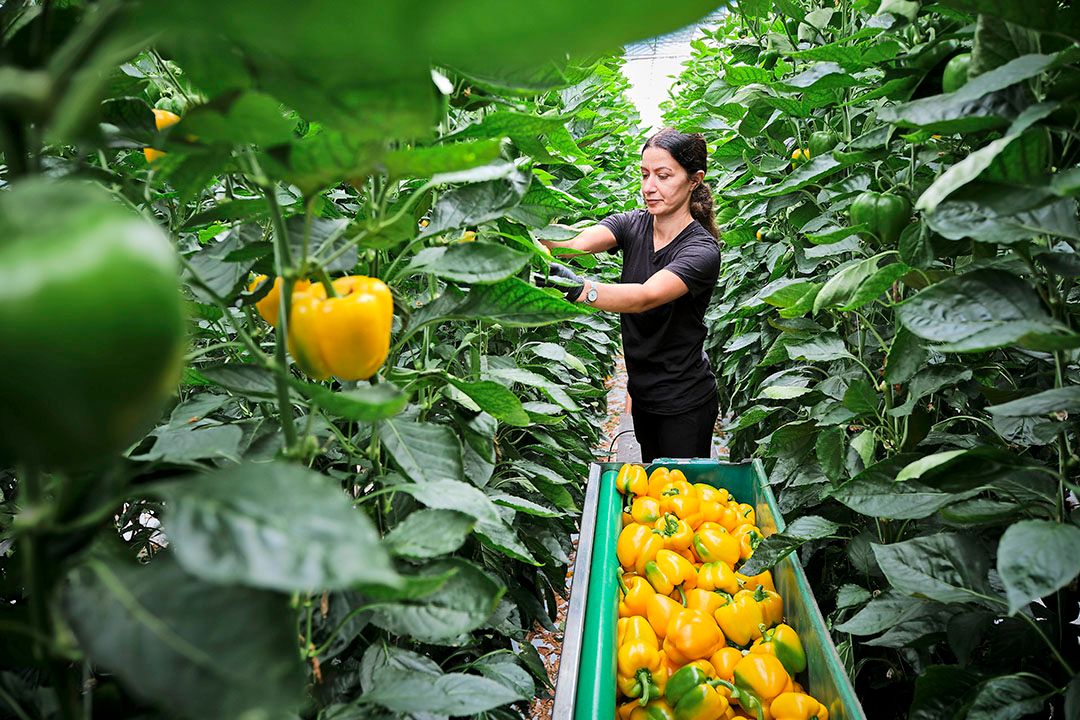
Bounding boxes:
[664,240,720,297]
[599,211,634,253]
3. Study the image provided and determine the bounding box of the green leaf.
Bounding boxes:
[64,554,304,720]
[383,139,505,178]
[925,189,1080,244]
[407,242,529,284]
[897,268,1080,352]
[422,165,531,236]
[872,533,995,604]
[816,426,845,481]
[967,675,1050,720]
[398,479,539,564]
[362,667,522,715]
[370,558,504,644]
[198,363,279,401]
[880,53,1057,132]
[884,328,927,384]
[447,378,530,426]
[938,0,1080,43]
[835,591,940,635]
[181,92,295,146]
[917,129,1050,212]
[785,333,853,362]
[814,252,905,313]
[987,386,1080,417]
[997,520,1080,614]
[380,416,463,482]
[835,584,872,610]
[730,155,845,198]
[831,456,982,520]
[295,381,409,422]
[132,425,243,464]
[158,462,399,592]
[738,516,840,576]
[780,62,859,91]
[384,509,476,560]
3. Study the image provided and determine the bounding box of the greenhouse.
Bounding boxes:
[1,1,1078,719]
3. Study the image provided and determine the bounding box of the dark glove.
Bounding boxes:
[536,262,585,302]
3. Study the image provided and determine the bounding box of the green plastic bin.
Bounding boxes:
[553,458,866,720]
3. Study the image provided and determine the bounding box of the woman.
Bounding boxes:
[539,128,721,463]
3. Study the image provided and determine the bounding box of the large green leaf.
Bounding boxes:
[362,666,522,715]
[294,380,409,422]
[967,675,1051,720]
[938,0,1080,43]
[917,129,1050,212]
[897,268,1080,352]
[64,554,304,720]
[406,242,530,284]
[157,462,400,591]
[378,418,464,483]
[447,377,531,426]
[831,456,982,520]
[872,533,995,604]
[398,479,539,564]
[987,386,1080,417]
[879,53,1057,132]
[997,520,1080,614]
[370,558,504,644]
[384,509,476,560]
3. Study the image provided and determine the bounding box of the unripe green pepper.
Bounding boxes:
[807,131,839,158]
[849,191,911,246]
[942,53,971,93]
[0,180,186,469]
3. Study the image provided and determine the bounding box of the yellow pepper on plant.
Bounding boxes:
[287,275,394,381]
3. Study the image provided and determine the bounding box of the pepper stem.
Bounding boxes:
[636,669,652,706]
[677,584,687,607]
[616,570,629,597]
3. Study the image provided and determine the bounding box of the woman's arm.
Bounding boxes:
[539,224,618,255]
[577,269,689,314]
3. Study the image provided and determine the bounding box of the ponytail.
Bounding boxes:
[690,182,718,239]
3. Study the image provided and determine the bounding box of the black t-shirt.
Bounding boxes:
[600,210,721,414]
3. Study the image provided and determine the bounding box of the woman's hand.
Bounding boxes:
[535,262,585,302]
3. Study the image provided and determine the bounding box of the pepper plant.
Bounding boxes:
[664,1,1080,718]
[0,1,710,718]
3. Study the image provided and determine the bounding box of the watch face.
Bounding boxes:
[587,288,598,302]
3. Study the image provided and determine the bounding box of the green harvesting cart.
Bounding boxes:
[553,458,866,720]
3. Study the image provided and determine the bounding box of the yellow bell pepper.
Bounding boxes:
[709,647,743,683]
[143,108,181,163]
[620,574,656,618]
[737,503,756,526]
[713,590,764,647]
[685,588,725,616]
[664,662,732,720]
[618,464,649,497]
[751,624,806,675]
[754,586,784,629]
[693,523,740,567]
[725,654,793,719]
[735,570,776,594]
[693,483,730,504]
[644,549,698,600]
[663,607,725,666]
[618,522,665,575]
[731,523,764,561]
[770,692,827,720]
[287,276,393,381]
[697,562,739,595]
[654,513,694,552]
[629,698,678,720]
[632,496,663,525]
[248,275,314,327]
[617,616,668,705]
[660,480,700,520]
[647,593,683,640]
[647,467,671,497]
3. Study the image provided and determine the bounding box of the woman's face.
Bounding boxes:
[640,146,701,216]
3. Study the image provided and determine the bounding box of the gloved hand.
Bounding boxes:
[536,262,585,302]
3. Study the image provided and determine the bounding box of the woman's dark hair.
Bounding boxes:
[642,127,718,239]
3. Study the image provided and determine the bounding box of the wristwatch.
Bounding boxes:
[583,280,598,305]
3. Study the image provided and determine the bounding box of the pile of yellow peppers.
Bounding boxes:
[614,464,828,720]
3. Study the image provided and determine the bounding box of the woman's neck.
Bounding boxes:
[652,207,695,243]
